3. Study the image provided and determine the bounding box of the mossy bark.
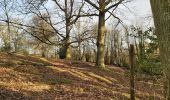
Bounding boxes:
[150,0,170,99]
[96,0,106,68]
[63,0,71,60]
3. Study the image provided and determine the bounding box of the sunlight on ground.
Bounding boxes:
[47,66,66,72]
[87,72,113,84]
[122,93,130,99]
[69,70,92,81]
[0,53,164,99]
[0,81,51,92]
[0,67,51,92]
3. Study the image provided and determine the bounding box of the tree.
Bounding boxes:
[20,0,92,60]
[84,0,126,68]
[27,15,55,44]
[150,0,170,99]
[52,0,85,59]
[73,18,96,61]
[0,0,15,51]
[129,44,135,100]
[28,14,55,57]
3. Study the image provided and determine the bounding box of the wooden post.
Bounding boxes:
[129,44,135,100]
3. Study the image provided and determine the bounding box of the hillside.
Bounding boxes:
[0,53,164,100]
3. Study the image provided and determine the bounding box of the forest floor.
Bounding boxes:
[0,53,164,100]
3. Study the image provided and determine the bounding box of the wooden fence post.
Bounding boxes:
[129,44,135,100]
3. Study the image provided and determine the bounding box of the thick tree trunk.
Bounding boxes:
[96,10,105,68]
[59,20,71,60]
[65,23,71,60]
[63,0,71,60]
[150,0,170,99]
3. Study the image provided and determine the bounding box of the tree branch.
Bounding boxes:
[84,0,99,10]
[104,0,124,12]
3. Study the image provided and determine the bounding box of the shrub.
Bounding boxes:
[58,47,67,59]
[0,43,12,52]
[138,59,162,76]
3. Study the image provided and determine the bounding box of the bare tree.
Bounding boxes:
[0,0,15,51]
[19,0,96,60]
[84,0,128,68]
[52,0,84,59]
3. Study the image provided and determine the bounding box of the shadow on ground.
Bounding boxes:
[0,53,164,100]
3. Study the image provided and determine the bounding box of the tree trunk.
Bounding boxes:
[96,10,105,68]
[59,21,71,60]
[63,0,71,60]
[77,19,82,60]
[110,32,114,65]
[150,0,170,99]
[129,44,135,100]
[65,23,71,60]
[4,0,11,52]
[113,31,119,65]
[78,42,82,60]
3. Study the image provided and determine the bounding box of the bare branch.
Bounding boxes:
[104,0,124,12]
[84,0,99,10]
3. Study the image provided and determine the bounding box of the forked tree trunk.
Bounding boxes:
[96,0,105,68]
[59,20,71,60]
[150,0,170,99]
[84,0,124,68]
[63,0,71,60]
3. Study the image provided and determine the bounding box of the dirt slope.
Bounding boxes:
[0,53,164,100]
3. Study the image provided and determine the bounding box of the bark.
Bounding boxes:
[129,44,135,100]
[84,0,124,68]
[59,18,71,60]
[96,0,105,68]
[113,31,119,66]
[64,24,71,60]
[63,0,71,60]
[110,32,114,65]
[77,20,82,60]
[125,27,130,50]
[105,46,110,64]
[4,0,11,51]
[150,0,170,99]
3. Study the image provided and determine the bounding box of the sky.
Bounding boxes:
[0,0,154,47]
[132,0,151,16]
[122,0,153,26]
[0,0,153,25]
[0,0,154,31]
